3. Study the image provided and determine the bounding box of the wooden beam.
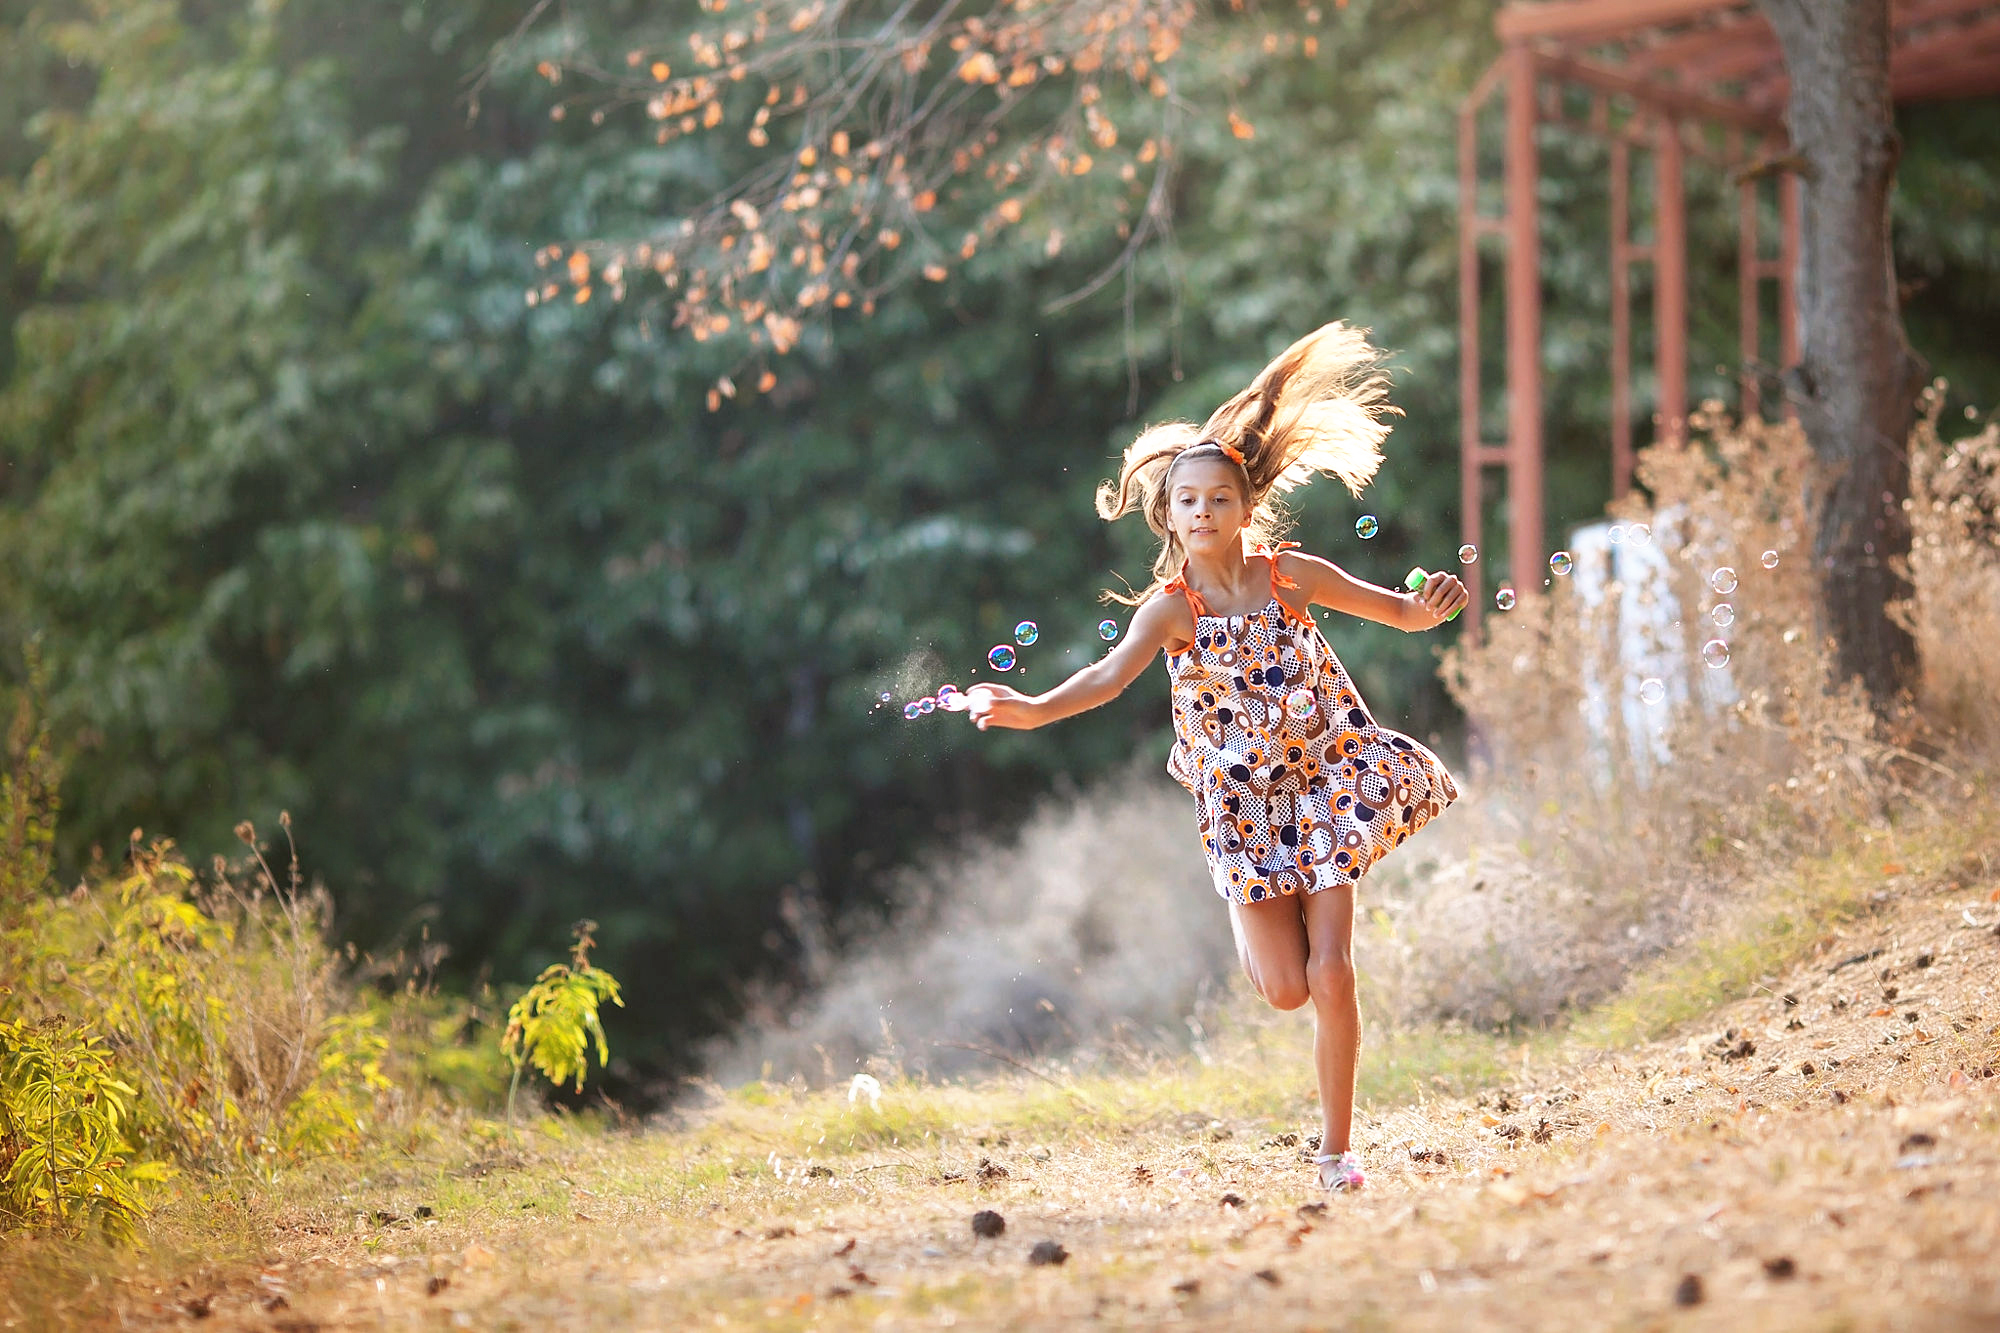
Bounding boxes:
[1497,0,1742,45]
[1532,50,1785,133]
[1890,10,2000,75]
[1625,11,1768,75]
[1655,115,1689,448]
[1504,44,1545,603]
[1458,68,1492,636]
[1610,136,1634,499]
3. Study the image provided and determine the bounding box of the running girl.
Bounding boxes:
[965,324,1467,1193]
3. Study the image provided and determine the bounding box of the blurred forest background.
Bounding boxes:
[2,0,1997,1082]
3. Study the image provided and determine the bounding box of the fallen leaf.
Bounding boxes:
[1028,1239,1068,1267]
[971,1210,1005,1239]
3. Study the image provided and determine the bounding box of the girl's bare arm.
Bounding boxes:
[1277,551,1466,631]
[967,593,1191,731]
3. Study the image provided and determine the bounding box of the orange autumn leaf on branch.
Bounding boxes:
[497,0,1339,398]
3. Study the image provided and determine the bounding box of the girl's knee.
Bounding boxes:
[1252,972,1311,1011]
[1305,953,1356,1007]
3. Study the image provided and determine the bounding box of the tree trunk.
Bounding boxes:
[1759,0,1926,710]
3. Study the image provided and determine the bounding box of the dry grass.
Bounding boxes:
[4,806,1997,1331]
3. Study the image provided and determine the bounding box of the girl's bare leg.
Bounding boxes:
[1227,895,1311,1012]
[1299,886,1360,1155]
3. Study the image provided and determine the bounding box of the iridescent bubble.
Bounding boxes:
[1761,550,1780,570]
[1638,677,1665,705]
[1710,567,1738,595]
[1549,550,1574,577]
[1702,639,1731,668]
[879,691,893,703]
[1097,619,1120,641]
[1457,543,1479,565]
[1630,523,1652,546]
[1355,514,1380,540]
[987,644,1017,672]
[1495,586,1517,611]
[918,696,937,714]
[903,701,922,720]
[1711,603,1735,628]
[936,683,960,703]
[1283,686,1316,720]
[1013,620,1039,646]
[1608,523,1627,545]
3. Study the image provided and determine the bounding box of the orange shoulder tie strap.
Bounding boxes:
[1162,563,1210,618]
[1251,541,1303,592]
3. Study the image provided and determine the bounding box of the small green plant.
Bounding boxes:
[0,1010,172,1241]
[501,921,625,1126]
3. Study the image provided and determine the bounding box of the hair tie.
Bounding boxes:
[1214,441,1245,466]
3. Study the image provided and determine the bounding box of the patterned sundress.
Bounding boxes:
[1162,547,1460,905]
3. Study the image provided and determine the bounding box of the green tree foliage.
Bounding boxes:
[1,0,1995,1076]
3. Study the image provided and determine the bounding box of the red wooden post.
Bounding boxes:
[1738,162,1762,420]
[1504,43,1544,599]
[1610,135,1634,499]
[1458,94,1486,634]
[1778,166,1801,368]
[1654,113,1688,446]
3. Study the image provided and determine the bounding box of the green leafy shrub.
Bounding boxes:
[0,1012,170,1241]
[502,921,624,1125]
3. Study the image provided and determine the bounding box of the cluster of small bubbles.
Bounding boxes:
[1639,677,1666,705]
[1702,639,1731,668]
[1711,604,1735,628]
[1098,619,1120,641]
[1608,523,1626,544]
[1495,586,1517,611]
[1457,543,1479,565]
[1283,686,1317,720]
[1355,514,1380,540]
[987,644,1017,672]
[1761,549,1780,570]
[1629,523,1652,546]
[1710,567,1738,595]
[903,701,923,720]
[1549,550,1574,577]
[1013,620,1039,647]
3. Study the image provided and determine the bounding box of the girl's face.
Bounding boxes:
[1168,459,1249,558]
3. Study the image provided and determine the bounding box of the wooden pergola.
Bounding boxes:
[1458,0,2000,630]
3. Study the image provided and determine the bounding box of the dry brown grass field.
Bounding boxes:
[5,813,1997,1332]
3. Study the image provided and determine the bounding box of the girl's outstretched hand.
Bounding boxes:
[1412,570,1469,627]
[964,683,1038,731]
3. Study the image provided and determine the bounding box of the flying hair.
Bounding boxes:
[1095,322,1397,606]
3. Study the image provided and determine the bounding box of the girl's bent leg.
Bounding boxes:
[1300,886,1360,1157]
[1227,896,1311,1011]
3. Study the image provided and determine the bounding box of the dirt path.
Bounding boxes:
[38,867,2000,1331]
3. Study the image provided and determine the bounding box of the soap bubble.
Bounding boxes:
[1355,514,1380,540]
[936,683,959,703]
[1549,550,1574,577]
[1013,620,1039,646]
[1457,543,1478,565]
[1495,586,1517,611]
[1711,604,1735,627]
[878,691,892,703]
[987,644,1017,672]
[1710,567,1738,595]
[937,686,970,712]
[903,701,922,720]
[918,696,937,714]
[1629,523,1652,546]
[1701,639,1731,668]
[1639,677,1665,705]
[1098,619,1120,641]
[1761,550,1780,570]
[1609,523,1626,544]
[1283,686,1316,720]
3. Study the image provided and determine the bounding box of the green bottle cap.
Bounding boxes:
[1406,567,1462,621]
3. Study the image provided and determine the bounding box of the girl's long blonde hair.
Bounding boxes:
[1096,322,1396,605]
